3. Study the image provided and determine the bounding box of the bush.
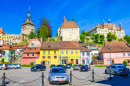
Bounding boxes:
[123,60,127,66]
[30,62,34,65]
[69,62,72,67]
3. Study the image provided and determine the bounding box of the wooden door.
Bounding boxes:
[76,59,78,64]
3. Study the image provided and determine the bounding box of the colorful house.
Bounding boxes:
[99,42,130,65]
[21,38,41,65]
[79,43,92,65]
[59,41,80,65]
[36,41,59,65]
[0,44,15,63]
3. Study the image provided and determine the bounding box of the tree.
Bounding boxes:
[70,19,78,25]
[100,35,105,43]
[91,33,95,40]
[56,32,58,37]
[81,30,86,35]
[86,32,91,36]
[80,34,85,42]
[118,38,123,41]
[94,34,100,43]
[28,31,36,39]
[107,32,117,41]
[124,35,130,44]
[36,29,40,38]
[86,37,89,42]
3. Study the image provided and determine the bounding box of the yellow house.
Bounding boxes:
[36,41,59,65]
[58,41,81,65]
[3,34,20,42]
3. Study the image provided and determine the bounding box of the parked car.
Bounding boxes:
[73,64,80,70]
[80,65,89,72]
[0,64,7,70]
[31,64,46,72]
[66,64,71,68]
[56,65,67,71]
[48,67,69,84]
[112,63,126,66]
[7,63,17,69]
[14,64,21,69]
[50,64,55,68]
[105,65,129,76]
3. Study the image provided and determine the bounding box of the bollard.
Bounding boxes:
[91,69,95,82]
[2,72,5,86]
[42,72,44,86]
[69,71,72,85]
[109,69,112,80]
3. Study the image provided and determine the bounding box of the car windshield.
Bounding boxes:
[51,68,66,73]
[34,65,38,67]
[57,65,64,67]
[81,65,88,67]
[117,66,125,68]
[74,65,79,67]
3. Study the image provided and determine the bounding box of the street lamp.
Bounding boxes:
[108,47,112,80]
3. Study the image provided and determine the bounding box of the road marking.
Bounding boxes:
[14,80,24,86]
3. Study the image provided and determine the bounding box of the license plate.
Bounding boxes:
[82,69,85,70]
[58,79,64,81]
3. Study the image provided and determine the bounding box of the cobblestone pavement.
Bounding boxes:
[0,67,130,86]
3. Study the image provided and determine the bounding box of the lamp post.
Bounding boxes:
[108,47,112,80]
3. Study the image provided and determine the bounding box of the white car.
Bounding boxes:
[105,65,129,76]
[8,63,18,69]
[14,64,21,69]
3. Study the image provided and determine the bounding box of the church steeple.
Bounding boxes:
[27,5,31,21]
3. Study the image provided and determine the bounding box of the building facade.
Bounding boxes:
[99,42,130,65]
[21,38,41,64]
[57,16,80,41]
[88,19,125,40]
[79,43,92,65]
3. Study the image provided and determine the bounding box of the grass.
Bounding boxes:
[95,65,108,67]
[21,65,34,67]
[85,42,105,45]
[126,65,130,66]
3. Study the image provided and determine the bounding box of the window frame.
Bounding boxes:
[27,54,29,56]
[43,51,45,54]
[71,50,73,54]
[42,56,45,59]
[48,56,51,59]
[75,50,78,54]
[48,51,50,54]
[66,50,68,54]
[32,54,34,56]
[123,53,125,56]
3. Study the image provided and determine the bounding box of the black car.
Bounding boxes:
[80,65,89,72]
[66,64,71,68]
[31,64,46,72]
[56,65,67,71]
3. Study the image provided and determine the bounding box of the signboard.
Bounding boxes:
[62,57,68,58]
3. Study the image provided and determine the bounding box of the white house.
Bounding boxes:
[79,43,92,65]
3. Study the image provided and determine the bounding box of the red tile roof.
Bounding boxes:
[23,47,40,53]
[41,41,59,49]
[0,28,4,34]
[11,44,27,49]
[0,44,12,50]
[79,43,89,51]
[99,42,130,54]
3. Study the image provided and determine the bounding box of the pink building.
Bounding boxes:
[21,38,41,65]
[99,42,130,65]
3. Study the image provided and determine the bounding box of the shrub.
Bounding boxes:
[123,60,127,66]
[69,62,72,67]
[30,62,34,65]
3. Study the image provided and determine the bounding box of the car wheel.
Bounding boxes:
[114,71,117,76]
[2,67,4,70]
[105,70,107,74]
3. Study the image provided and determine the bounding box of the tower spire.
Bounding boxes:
[27,5,31,23]
[108,18,111,23]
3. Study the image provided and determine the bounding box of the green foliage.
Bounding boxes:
[100,35,105,43]
[81,30,86,35]
[124,35,130,44]
[30,62,34,65]
[22,36,24,41]
[86,37,89,42]
[69,62,72,67]
[80,34,85,42]
[56,32,58,37]
[94,34,100,43]
[123,60,127,66]
[86,32,91,36]
[91,33,95,40]
[21,65,34,67]
[36,29,40,38]
[118,38,123,41]
[15,43,17,45]
[28,31,36,39]
[107,32,117,41]
[95,65,108,67]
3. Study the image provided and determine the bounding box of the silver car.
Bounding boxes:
[48,67,69,84]
[14,64,21,69]
[105,65,129,76]
[73,64,80,70]
[0,64,7,70]
[8,63,17,69]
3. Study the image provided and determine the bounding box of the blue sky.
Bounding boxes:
[0,0,130,36]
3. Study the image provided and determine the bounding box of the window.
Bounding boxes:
[128,53,130,56]
[31,43,34,46]
[54,51,56,54]
[107,54,109,57]
[115,53,117,56]
[27,54,29,56]
[54,56,57,59]
[48,51,50,54]
[42,56,45,59]
[48,56,51,59]
[123,53,125,56]
[61,50,64,54]
[43,51,45,54]
[28,48,30,50]
[87,52,90,56]
[107,60,110,64]
[75,50,78,54]
[32,54,34,56]
[0,36,1,38]
[82,52,84,56]
[66,50,68,54]
[71,50,73,54]
[33,48,35,50]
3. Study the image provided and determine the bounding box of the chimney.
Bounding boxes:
[120,22,122,29]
